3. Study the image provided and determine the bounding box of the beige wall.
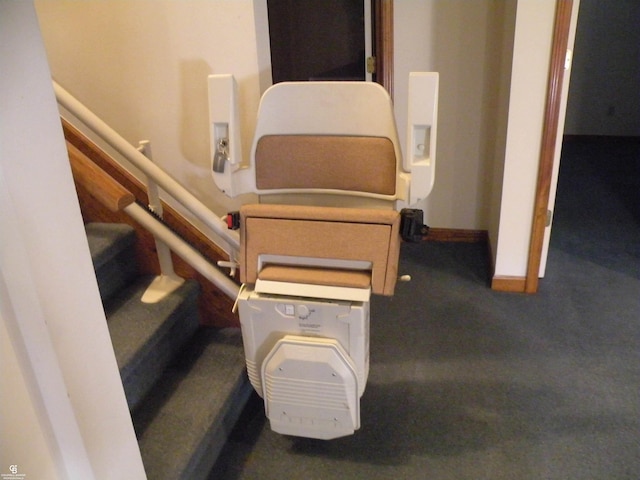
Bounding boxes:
[36,0,270,218]
[35,0,563,280]
[395,0,515,232]
[396,0,565,279]
[36,0,512,232]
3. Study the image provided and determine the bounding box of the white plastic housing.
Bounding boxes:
[208,74,243,196]
[237,288,370,397]
[262,335,359,440]
[406,72,439,204]
[213,80,408,201]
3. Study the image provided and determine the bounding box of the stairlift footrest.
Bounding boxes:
[255,279,371,302]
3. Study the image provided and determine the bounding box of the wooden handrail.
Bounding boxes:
[67,141,135,212]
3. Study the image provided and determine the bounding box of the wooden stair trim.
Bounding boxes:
[67,141,134,212]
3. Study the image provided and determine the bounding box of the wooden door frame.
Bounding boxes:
[373,0,394,96]
[525,0,574,293]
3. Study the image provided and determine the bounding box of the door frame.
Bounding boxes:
[525,0,574,293]
[373,0,394,96]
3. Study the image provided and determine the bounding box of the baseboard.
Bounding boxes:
[424,230,527,293]
[491,275,526,293]
[425,228,488,243]
[424,229,530,294]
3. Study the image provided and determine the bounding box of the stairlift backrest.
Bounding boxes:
[251,81,402,197]
[211,80,409,203]
[254,135,396,195]
[209,73,439,205]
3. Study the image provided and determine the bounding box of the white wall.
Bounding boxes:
[0,2,146,478]
[494,0,557,278]
[37,0,512,233]
[1,310,57,479]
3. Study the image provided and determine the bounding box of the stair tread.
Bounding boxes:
[133,327,250,480]
[105,276,200,380]
[85,221,248,478]
[85,222,136,269]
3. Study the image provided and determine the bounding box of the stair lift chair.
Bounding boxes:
[209,74,438,440]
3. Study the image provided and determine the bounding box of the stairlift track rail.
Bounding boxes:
[53,81,240,255]
[54,81,242,304]
[123,202,240,300]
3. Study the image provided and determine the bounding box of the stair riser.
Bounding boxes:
[122,294,201,411]
[95,248,138,302]
[86,222,249,480]
[179,380,253,480]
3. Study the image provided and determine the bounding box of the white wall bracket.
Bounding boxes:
[406,72,439,205]
[208,74,245,197]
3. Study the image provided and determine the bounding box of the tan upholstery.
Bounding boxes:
[240,204,401,296]
[255,135,397,195]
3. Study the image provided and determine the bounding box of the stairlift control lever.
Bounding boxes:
[217,260,238,277]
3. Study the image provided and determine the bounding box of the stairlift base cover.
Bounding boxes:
[263,335,360,440]
[237,288,369,398]
[237,288,369,440]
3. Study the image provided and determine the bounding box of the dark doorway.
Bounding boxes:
[267,0,367,83]
[549,0,640,280]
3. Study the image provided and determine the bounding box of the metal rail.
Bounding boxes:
[54,81,240,302]
[53,81,240,253]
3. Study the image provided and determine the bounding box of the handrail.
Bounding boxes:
[123,203,240,299]
[66,138,240,300]
[53,81,240,254]
[67,141,135,212]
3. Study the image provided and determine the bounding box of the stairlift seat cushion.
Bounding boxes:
[254,135,397,196]
[240,204,401,295]
[258,265,371,289]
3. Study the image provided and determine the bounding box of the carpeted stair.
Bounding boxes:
[86,222,252,479]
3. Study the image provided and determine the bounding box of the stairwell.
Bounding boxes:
[86,222,252,479]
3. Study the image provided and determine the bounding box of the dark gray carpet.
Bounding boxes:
[209,137,639,480]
